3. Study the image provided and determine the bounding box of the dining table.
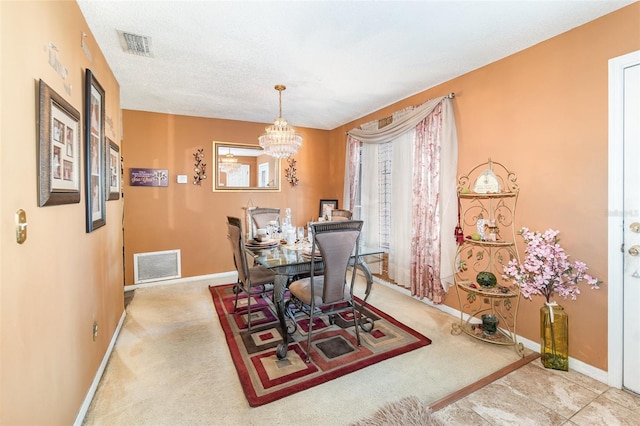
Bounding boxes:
[244,239,384,360]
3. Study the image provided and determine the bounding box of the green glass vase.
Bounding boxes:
[540,303,569,371]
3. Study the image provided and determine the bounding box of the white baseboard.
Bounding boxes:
[372,277,609,384]
[73,310,126,426]
[514,334,608,383]
[125,271,237,291]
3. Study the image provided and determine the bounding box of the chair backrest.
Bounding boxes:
[226,216,250,285]
[330,209,352,221]
[309,220,363,305]
[227,216,242,229]
[249,208,280,233]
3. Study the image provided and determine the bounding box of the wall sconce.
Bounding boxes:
[193,148,207,185]
[285,157,299,187]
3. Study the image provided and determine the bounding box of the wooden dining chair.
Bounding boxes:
[226,216,276,331]
[286,219,364,363]
[330,209,352,220]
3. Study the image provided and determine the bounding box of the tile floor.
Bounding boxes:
[433,359,640,425]
[374,269,640,425]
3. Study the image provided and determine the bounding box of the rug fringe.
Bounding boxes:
[350,396,444,426]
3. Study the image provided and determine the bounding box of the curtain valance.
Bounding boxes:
[347,96,447,144]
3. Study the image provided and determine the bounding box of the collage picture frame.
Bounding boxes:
[107,138,120,200]
[84,69,106,232]
[37,79,81,207]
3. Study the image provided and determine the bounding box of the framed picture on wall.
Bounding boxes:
[106,139,120,200]
[84,69,106,232]
[37,79,81,206]
[319,199,338,218]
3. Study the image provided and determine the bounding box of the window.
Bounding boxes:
[378,142,392,251]
[353,141,392,253]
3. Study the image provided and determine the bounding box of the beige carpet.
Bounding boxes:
[83,274,529,425]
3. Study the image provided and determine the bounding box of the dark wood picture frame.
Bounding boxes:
[84,69,106,232]
[106,138,120,200]
[37,79,81,206]
[319,199,338,218]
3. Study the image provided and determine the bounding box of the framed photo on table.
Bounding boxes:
[106,139,120,200]
[319,199,338,218]
[37,80,81,206]
[84,69,106,232]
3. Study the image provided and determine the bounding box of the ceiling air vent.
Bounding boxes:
[117,30,153,57]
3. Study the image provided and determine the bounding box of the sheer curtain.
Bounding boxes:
[358,120,380,251]
[358,121,381,274]
[346,96,457,303]
[343,135,360,212]
[360,143,381,248]
[388,128,413,286]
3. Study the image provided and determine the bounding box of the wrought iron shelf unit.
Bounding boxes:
[451,159,524,356]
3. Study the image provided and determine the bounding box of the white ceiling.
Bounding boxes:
[77,0,634,130]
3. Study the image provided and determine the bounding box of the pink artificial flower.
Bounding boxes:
[502,228,601,303]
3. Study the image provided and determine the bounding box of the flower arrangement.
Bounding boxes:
[502,227,600,302]
[503,227,601,370]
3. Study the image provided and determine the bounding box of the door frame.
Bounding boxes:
[608,49,640,388]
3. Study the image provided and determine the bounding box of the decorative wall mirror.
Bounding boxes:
[213,141,281,192]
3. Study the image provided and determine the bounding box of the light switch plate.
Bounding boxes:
[176,175,188,184]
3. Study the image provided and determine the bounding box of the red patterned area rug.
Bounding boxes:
[209,284,432,407]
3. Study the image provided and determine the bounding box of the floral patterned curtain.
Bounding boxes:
[411,105,443,301]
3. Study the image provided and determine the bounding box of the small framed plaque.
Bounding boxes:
[130,168,169,187]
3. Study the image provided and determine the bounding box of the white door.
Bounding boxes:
[609,50,640,394]
[622,60,640,394]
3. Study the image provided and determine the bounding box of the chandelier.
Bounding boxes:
[219,148,241,173]
[258,85,302,158]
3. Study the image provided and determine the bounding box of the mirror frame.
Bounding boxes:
[213,141,281,192]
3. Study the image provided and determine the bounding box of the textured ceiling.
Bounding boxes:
[77,1,634,130]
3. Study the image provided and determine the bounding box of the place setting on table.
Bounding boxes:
[301,243,322,259]
[245,220,311,251]
[243,222,281,249]
[244,218,381,270]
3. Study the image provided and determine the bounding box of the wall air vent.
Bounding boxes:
[117,30,154,57]
[133,249,181,283]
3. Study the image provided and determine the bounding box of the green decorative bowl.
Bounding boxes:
[476,271,497,288]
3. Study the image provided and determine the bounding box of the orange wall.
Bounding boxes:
[122,111,332,285]
[0,2,634,423]
[330,3,640,370]
[0,1,123,424]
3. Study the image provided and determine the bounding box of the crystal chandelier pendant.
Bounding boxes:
[258,85,302,158]
[219,148,241,173]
